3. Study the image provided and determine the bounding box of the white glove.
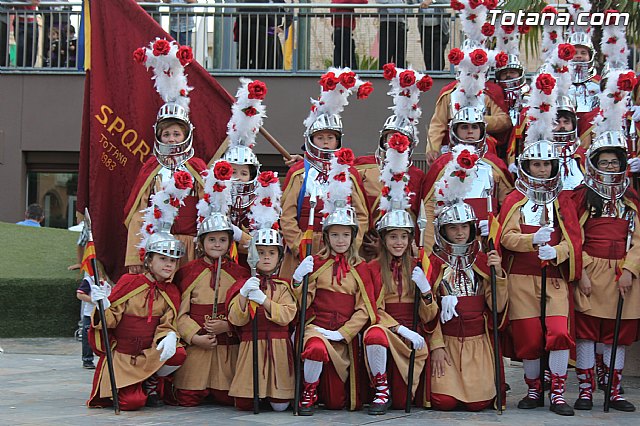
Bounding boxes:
[396,325,426,350]
[629,157,640,173]
[508,162,518,174]
[90,281,112,310]
[248,288,267,305]
[538,244,557,261]
[631,105,640,122]
[240,277,260,297]
[314,326,344,342]
[479,219,489,237]
[532,226,553,245]
[232,224,243,242]
[411,266,432,294]
[293,255,314,282]
[440,295,459,323]
[156,331,177,362]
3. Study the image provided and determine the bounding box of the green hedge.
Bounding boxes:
[0,222,83,337]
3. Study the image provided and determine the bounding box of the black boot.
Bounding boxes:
[368,373,392,415]
[549,373,574,416]
[518,377,543,409]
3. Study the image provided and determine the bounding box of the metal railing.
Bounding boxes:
[0,1,458,74]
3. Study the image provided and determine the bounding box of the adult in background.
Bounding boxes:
[16,203,44,227]
[418,0,448,71]
[375,0,418,69]
[163,0,197,47]
[331,0,366,69]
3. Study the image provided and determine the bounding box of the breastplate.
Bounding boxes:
[441,266,478,297]
[560,157,584,191]
[520,199,555,227]
[305,167,328,199]
[568,81,600,113]
[465,161,494,198]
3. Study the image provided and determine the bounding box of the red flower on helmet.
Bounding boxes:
[213,160,233,180]
[334,172,347,182]
[203,193,210,203]
[319,71,339,91]
[470,49,488,66]
[469,0,482,9]
[258,171,278,187]
[519,24,531,34]
[138,248,146,261]
[481,23,495,37]
[502,25,515,35]
[417,75,433,92]
[153,207,162,219]
[457,149,479,170]
[388,133,411,153]
[176,45,194,66]
[169,196,181,208]
[484,0,498,9]
[133,47,147,64]
[152,39,171,56]
[495,52,509,68]
[336,148,355,166]
[213,183,226,193]
[450,0,464,11]
[357,81,374,99]
[243,106,258,117]
[173,170,193,190]
[248,80,268,100]
[339,71,357,89]
[535,73,556,95]
[557,43,576,61]
[607,36,618,44]
[261,197,273,207]
[399,70,416,88]
[392,173,405,182]
[539,103,551,113]
[617,71,638,92]
[542,5,558,14]
[448,48,464,66]
[383,63,397,80]
[549,31,558,41]
[381,186,390,197]
[453,170,468,180]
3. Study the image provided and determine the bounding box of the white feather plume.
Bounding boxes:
[386,65,432,135]
[600,17,629,69]
[322,151,353,217]
[524,72,558,146]
[593,70,635,139]
[379,138,412,214]
[458,0,489,45]
[197,160,233,230]
[567,0,592,35]
[249,172,282,232]
[494,24,520,57]
[433,144,480,215]
[540,7,564,62]
[227,78,267,149]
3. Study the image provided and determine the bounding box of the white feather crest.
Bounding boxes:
[601,19,628,69]
[249,172,283,232]
[549,45,573,98]
[458,0,489,45]
[494,25,520,57]
[141,38,192,112]
[379,141,412,214]
[387,66,431,129]
[227,78,267,149]
[525,72,558,145]
[593,69,634,139]
[303,67,370,129]
[451,46,500,113]
[540,9,564,63]
[197,161,233,230]
[567,0,591,35]
[322,153,353,217]
[433,144,479,215]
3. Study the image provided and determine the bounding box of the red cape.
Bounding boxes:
[571,184,640,222]
[174,257,250,295]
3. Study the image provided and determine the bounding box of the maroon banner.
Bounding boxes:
[77,0,234,280]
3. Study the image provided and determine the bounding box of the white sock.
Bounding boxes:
[595,342,604,355]
[304,359,323,383]
[523,358,540,380]
[157,364,180,376]
[548,349,569,376]
[575,339,595,369]
[270,401,289,411]
[366,344,387,376]
[603,344,626,370]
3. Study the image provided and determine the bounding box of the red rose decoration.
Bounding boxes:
[469,0,482,9]
[467,14,477,22]
[203,193,210,203]
[388,133,411,153]
[484,0,498,9]
[539,103,550,113]
[495,52,508,68]
[416,75,433,92]
[260,197,273,207]
[138,248,146,261]
[535,73,556,95]
[456,149,479,169]
[617,71,638,92]
[381,186,390,197]
[173,170,193,190]
[607,37,617,44]
[392,173,404,182]
[153,207,162,219]
[383,63,397,80]
[176,45,194,66]
[542,5,558,14]
[613,91,624,103]
[133,47,147,64]
[502,25,515,35]
[243,106,258,117]
[152,39,171,56]
[470,49,488,67]
[336,148,355,166]
[169,196,181,208]
[213,183,226,193]
[448,48,464,66]
[258,171,279,187]
[248,80,268,100]
[519,24,531,34]
[453,170,468,180]
[334,172,347,182]
[319,71,339,91]
[557,43,576,61]
[339,71,357,89]
[450,0,464,11]
[399,70,416,88]
[481,23,495,37]
[357,81,374,99]
[550,31,558,41]
[213,160,233,180]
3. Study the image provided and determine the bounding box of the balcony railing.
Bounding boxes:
[0,1,459,75]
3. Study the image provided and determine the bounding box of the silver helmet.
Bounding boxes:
[223,145,261,209]
[322,200,358,236]
[553,96,579,156]
[304,113,342,172]
[516,140,563,205]
[433,202,480,267]
[449,106,487,155]
[584,131,629,200]
[494,55,526,92]
[253,228,283,247]
[376,115,418,166]
[153,103,195,170]
[145,222,186,259]
[568,32,596,84]
[376,205,415,234]
[197,212,233,238]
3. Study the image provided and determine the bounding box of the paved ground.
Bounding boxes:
[1,337,638,425]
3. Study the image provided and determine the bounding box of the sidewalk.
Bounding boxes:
[0,338,638,425]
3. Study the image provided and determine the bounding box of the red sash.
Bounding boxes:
[190,303,240,345]
[309,289,355,330]
[238,307,290,341]
[583,217,628,260]
[113,314,160,356]
[509,224,563,278]
[440,295,486,338]
[384,302,414,329]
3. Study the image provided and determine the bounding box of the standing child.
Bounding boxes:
[226,171,297,411]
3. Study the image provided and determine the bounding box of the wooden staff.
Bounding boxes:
[260,127,292,161]
[539,205,549,407]
[247,241,261,414]
[486,197,503,414]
